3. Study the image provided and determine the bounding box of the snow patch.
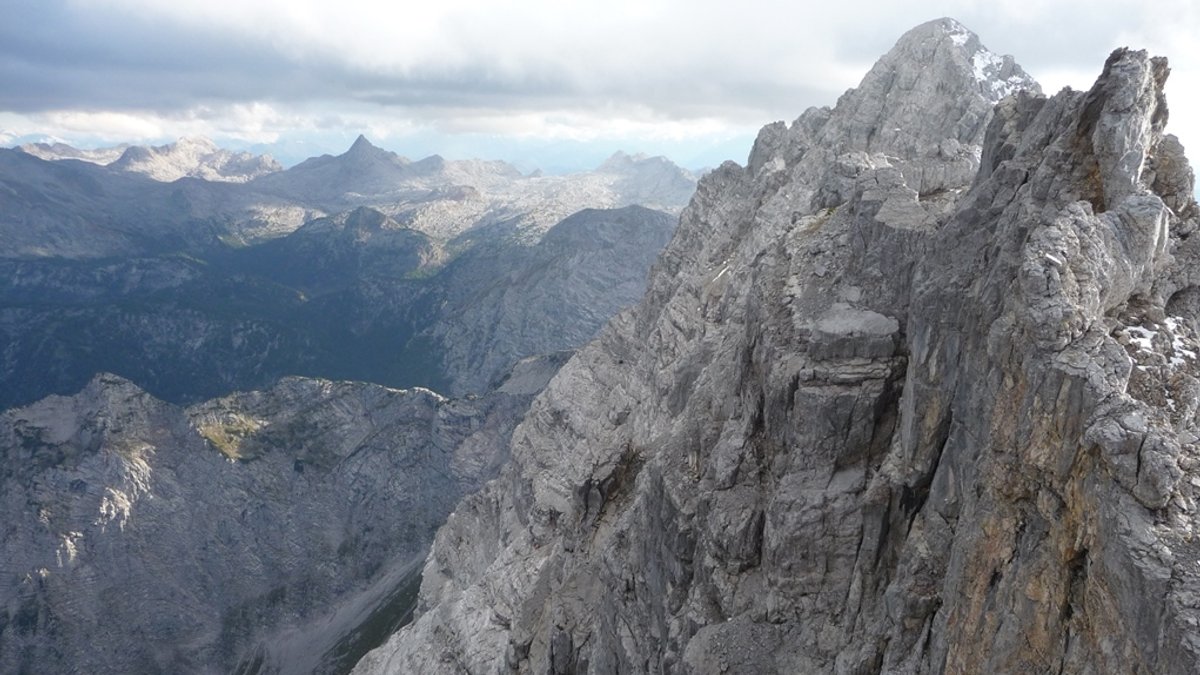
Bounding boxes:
[1126,325,1157,353]
[943,18,972,47]
[1120,317,1199,373]
[970,48,1035,102]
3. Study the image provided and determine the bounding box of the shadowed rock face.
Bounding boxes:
[354,20,1200,675]
[0,204,676,410]
[425,205,678,395]
[0,359,563,674]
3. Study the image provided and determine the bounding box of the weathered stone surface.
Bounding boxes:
[355,20,1200,675]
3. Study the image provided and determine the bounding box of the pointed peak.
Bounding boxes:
[347,134,380,154]
[872,18,1040,104]
[342,134,399,163]
[903,17,977,45]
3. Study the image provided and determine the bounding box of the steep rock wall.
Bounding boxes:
[357,20,1200,674]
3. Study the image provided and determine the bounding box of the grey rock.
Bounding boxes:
[17,141,131,165]
[0,368,547,674]
[426,205,677,395]
[356,20,1200,675]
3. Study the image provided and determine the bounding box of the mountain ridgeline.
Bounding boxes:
[6,16,1200,675]
[0,127,690,672]
[0,366,559,674]
[356,19,1200,674]
[0,134,690,408]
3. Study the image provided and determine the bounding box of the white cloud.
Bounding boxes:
[6,2,1199,166]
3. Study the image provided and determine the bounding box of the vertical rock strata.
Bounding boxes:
[357,19,1200,674]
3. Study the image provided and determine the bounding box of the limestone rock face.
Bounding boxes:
[0,367,550,674]
[355,20,1200,674]
[425,206,678,395]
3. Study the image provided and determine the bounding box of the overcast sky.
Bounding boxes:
[1,0,1197,171]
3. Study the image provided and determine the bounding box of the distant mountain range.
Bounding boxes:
[0,132,692,673]
[2,135,695,258]
[20,136,280,182]
[0,135,690,408]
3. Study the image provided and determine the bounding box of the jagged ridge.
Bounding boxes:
[355,19,1200,674]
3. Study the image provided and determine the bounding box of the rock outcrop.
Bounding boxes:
[356,19,1200,674]
[0,362,557,674]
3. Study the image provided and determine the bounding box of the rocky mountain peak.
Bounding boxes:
[353,21,1200,675]
[343,134,400,163]
[898,18,1040,102]
[745,18,1040,217]
[830,16,1040,155]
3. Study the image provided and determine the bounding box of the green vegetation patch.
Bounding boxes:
[196,413,266,461]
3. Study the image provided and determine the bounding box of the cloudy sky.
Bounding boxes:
[2,0,1197,171]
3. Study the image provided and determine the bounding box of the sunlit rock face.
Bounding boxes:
[356,19,1200,674]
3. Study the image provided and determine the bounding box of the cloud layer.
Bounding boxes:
[3,0,1197,169]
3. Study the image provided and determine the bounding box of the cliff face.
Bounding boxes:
[356,19,1200,674]
[425,206,678,395]
[0,361,559,674]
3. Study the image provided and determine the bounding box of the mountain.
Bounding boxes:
[0,204,676,408]
[224,206,444,292]
[0,135,696,258]
[355,19,1200,674]
[107,136,282,182]
[247,136,696,241]
[421,205,677,394]
[248,135,498,205]
[0,147,315,258]
[17,141,131,165]
[0,360,561,674]
[597,150,699,208]
[16,137,283,182]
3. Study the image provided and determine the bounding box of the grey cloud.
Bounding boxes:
[0,1,846,124]
[2,1,1195,142]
